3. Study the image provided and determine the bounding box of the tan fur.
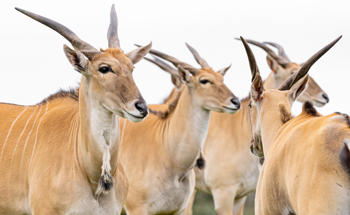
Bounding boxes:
[183,51,330,215]
[155,64,327,214]
[246,36,343,214]
[119,67,238,215]
[0,45,150,214]
[158,66,327,215]
[254,93,350,215]
[264,59,328,107]
[1,6,152,213]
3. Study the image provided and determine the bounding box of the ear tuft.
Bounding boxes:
[178,66,191,84]
[171,74,182,88]
[127,42,152,64]
[63,44,88,73]
[266,55,277,72]
[250,74,264,102]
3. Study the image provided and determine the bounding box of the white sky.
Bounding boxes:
[0,0,349,115]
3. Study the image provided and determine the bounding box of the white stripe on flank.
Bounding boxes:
[29,102,49,166]
[10,107,37,163]
[20,104,43,167]
[0,106,28,160]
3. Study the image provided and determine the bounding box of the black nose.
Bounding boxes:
[135,100,148,117]
[322,94,329,103]
[231,98,240,109]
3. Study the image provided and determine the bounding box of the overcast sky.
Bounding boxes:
[0,0,349,115]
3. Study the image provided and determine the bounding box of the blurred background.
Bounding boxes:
[0,0,349,214]
[193,191,255,215]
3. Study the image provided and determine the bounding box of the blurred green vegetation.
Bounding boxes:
[193,191,255,215]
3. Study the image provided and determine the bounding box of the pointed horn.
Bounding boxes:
[144,56,178,76]
[135,44,198,73]
[15,7,99,60]
[235,37,288,66]
[240,36,260,81]
[185,43,210,68]
[263,41,291,62]
[279,36,342,90]
[107,4,120,48]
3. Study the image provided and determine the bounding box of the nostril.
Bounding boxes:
[322,94,329,103]
[135,101,148,116]
[231,98,240,109]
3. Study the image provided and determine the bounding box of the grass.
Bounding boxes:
[193,191,255,215]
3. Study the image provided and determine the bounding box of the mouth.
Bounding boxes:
[124,110,147,122]
[222,106,239,113]
[124,111,145,120]
[313,100,327,107]
[102,104,145,121]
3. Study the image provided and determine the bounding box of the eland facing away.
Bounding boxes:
[118,45,239,215]
[0,5,151,214]
[241,36,347,215]
[244,38,329,107]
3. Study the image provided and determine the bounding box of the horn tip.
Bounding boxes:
[240,36,247,45]
[185,42,193,50]
[14,7,25,13]
[110,4,116,13]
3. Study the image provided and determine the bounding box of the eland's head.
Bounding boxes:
[242,38,330,107]
[16,5,151,122]
[240,36,341,156]
[145,43,240,114]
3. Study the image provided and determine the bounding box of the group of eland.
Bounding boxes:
[0,4,347,215]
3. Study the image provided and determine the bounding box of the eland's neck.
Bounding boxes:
[259,110,284,159]
[77,78,120,191]
[167,87,210,174]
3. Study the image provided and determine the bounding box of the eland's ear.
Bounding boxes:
[288,75,309,102]
[177,66,192,84]
[266,55,281,73]
[63,44,88,74]
[127,42,152,64]
[217,64,231,76]
[171,74,182,89]
[251,74,264,102]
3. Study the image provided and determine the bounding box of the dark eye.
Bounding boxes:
[98,66,112,74]
[200,79,210,85]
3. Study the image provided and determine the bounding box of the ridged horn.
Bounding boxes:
[15,7,99,60]
[107,4,120,48]
[279,36,342,90]
[185,43,210,68]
